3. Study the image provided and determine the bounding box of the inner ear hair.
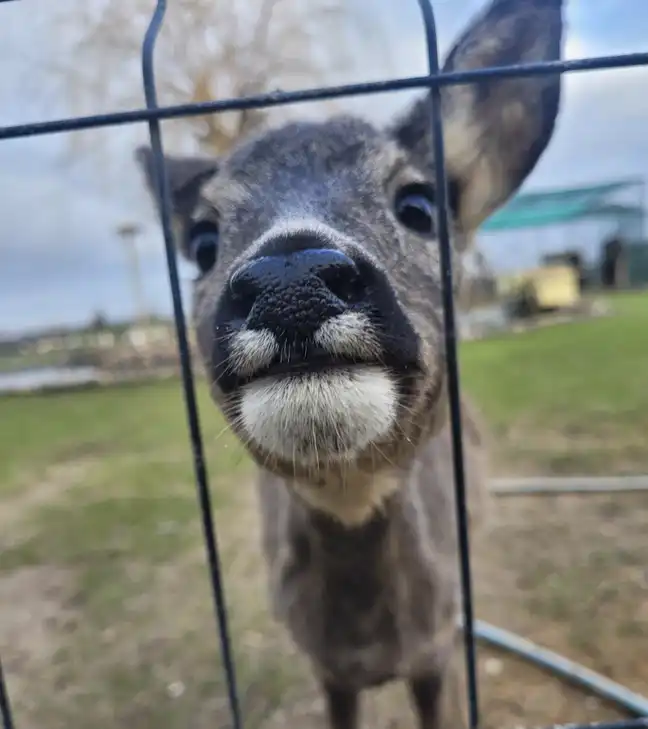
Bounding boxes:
[134,145,219,217]
[134,146,220,259]
[389,0,564,232]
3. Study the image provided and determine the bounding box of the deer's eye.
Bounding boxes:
[188,220,219,274]
[395,184,436,236]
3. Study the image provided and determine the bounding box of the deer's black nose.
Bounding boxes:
[228,235,365,339]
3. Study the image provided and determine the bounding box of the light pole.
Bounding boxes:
[117,222,147,324]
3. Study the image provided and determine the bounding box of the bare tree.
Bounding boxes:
[39,0,389,158]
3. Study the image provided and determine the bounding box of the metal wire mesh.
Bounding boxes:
[0,1,647,728]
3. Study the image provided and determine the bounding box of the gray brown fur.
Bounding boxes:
[136,1,564,726]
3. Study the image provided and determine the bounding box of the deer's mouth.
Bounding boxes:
[236,362,400,466]
[225,337,425,467]
[243,348,379,385]
[212,308,423,396]
[212,318,427,467]
[237,348,423,397]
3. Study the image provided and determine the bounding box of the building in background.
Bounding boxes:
[476,178,648,291]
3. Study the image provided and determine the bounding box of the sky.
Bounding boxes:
[1,0,648,335]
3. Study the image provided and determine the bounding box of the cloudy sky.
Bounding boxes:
[1,0,648,335]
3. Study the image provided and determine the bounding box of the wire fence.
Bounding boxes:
[0,1,647,728]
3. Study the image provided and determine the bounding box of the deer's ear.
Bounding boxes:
[392,0,564,232]
[134,146,219,258]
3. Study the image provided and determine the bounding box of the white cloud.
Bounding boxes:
[1,0,648,331]
[565,35,589,61]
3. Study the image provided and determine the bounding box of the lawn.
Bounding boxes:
[0,380,290,729]
[0,291,647,729]
[461,291,648,474]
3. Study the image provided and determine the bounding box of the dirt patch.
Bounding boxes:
[0,474,646,729]
[199,485,648,729]
[490,428,648,477]
[473,491,648,729]
[0,566,79,721]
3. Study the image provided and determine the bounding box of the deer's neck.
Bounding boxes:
[304,500,396,625]
[288,464,406,528]
[308,504,391,561]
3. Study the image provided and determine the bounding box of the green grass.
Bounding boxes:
[1,291,646,486]
[1,292,647,728]
[460,291,648,473]
[0,378,291,729]
[0,377,251,656]
[0,378,245,486]
[1,291,646,487]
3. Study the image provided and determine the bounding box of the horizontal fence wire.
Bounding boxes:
[1,0,648,728]
[551,723,648,729]
[2,53,648,141]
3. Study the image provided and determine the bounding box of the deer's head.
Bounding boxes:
[137,0,563,521]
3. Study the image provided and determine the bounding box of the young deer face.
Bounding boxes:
[138,0,563,485]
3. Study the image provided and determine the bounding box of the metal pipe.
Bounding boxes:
[490,476,648,495]
[472,620,648,717]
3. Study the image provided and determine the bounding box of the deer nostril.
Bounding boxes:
[228,261,260,303]
[229,249,362,306]
[319,263,366,304]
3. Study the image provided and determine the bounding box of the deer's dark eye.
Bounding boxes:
[395,184,436,236]
[188,220,219,274]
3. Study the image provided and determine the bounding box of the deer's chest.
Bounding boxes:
[316,560,402,687]
[276,516,440,688]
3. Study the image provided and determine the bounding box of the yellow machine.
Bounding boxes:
[497,265,580,316]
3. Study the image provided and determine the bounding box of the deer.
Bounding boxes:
[135,1,563,726]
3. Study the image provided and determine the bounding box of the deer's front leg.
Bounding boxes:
[323,682,359,729]
[409,673,443,729]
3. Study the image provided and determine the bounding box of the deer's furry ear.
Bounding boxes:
[392,0,563,232]
[134,145,219,257]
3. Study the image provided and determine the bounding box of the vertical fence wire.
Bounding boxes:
[140,2,242,728]
[0,660,15,729]
[416,1,480,726]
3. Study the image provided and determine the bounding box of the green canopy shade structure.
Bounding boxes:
[481,179,645,233]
